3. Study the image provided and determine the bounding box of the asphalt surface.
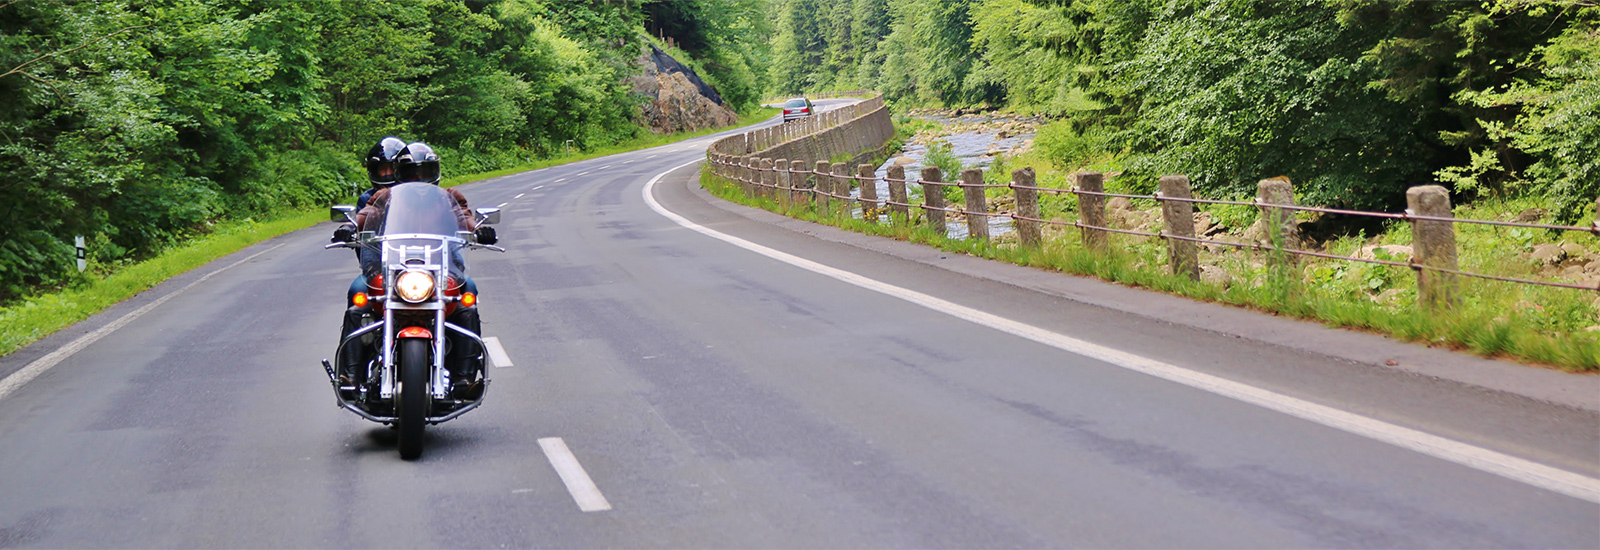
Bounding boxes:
[0,99,1596,548]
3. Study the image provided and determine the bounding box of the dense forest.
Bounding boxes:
[767,0,1598,223]
[0,0,770,302]
[8,0,1595,306]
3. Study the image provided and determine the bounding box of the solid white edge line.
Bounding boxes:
[641,159,1600,504]
[539,437,612,512]
[484,336,514,368]
[0,242,291,402]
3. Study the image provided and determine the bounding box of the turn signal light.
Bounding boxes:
[460,292,476,308]
[352,292,368,308]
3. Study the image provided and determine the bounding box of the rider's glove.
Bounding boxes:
[474,226,497,245]
[332,224,355,243]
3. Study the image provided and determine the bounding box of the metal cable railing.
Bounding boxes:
[707,157,1600,294]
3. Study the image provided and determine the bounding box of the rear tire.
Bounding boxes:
[396,338,430,460]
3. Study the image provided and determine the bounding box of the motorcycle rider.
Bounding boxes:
[338,137,407,277]
[332,137,407,392]
[358,136,407,212]
[344,142,496,396]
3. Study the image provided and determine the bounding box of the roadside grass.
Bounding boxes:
[0,110,780,359]
[700,169,1600,371]
[0,211,323,356]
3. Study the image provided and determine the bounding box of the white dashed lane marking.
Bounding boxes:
[539,437,612,512]
[484,336,513,368]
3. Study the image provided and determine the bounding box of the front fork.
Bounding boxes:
[324,307,489,423]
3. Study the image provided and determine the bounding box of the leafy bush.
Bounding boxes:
[1034,121,1109,173]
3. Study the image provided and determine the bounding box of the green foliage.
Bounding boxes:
[0,0,768,304]
[769,0,1595,223]
[1454,4,1600,222]
[1033,120,1109,172]
[969,0,1096,115]
[922,140,964,178]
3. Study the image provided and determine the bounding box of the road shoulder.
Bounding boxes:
[669,163,1600,413]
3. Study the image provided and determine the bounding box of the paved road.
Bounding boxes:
[0,100,1596,548]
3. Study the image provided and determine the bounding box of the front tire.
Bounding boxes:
[396,338,430,460]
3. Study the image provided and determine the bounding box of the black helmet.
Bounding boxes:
[395,141,441,184]
[365,136,407,186]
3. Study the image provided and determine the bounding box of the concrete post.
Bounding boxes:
[759,158,775,200]
[1075,171,1107,252]
[815,160,832,213]
[831,162,849,220]
[1011,168,1040,248]
[791,160,809,205]
[744,157,757,196]
[1257,178,1298,267]
[887,165,910,223]
[746,157,758,197]
[736,157,748,195]
[961,168,989,241]
[921,166,947,234]
[1407,185,1459,309]
[775,158,790,207]
[1159,175,1200,280]
[857,164,878,225]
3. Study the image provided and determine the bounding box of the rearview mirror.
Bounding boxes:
[475,207,501,225]
[331,205,356,223]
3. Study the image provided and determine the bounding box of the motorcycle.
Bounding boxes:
[321,182,503,459]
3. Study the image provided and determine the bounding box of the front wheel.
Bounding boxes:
[396,338,430,460]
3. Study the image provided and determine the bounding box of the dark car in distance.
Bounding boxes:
[782,97,813,122]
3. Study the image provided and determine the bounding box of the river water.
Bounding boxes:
[853,112,1041,238]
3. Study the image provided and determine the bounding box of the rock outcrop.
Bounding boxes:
[631,45,736,134]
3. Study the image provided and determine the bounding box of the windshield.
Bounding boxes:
[784,98,808,108]
[378,182,459,237]
[362,182,468,283]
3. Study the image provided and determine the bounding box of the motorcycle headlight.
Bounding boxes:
[394,270,435,303]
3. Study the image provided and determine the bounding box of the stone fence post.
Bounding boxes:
[857,164,878,225]
[921,167,946,234]
[815,160,832,213]
[1075,171,1106,252]
[831,162,849,220]
[759,158,775,200]
[735,157,748,195]
[1257,178,1298,270]
[887,165,910,223]
[1159,175,1199,280]
[1011,168,1040,248]
[1407,185,1459,309]
[962,168,989,241]
[791,160,810,205]
[775,158,790,207]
